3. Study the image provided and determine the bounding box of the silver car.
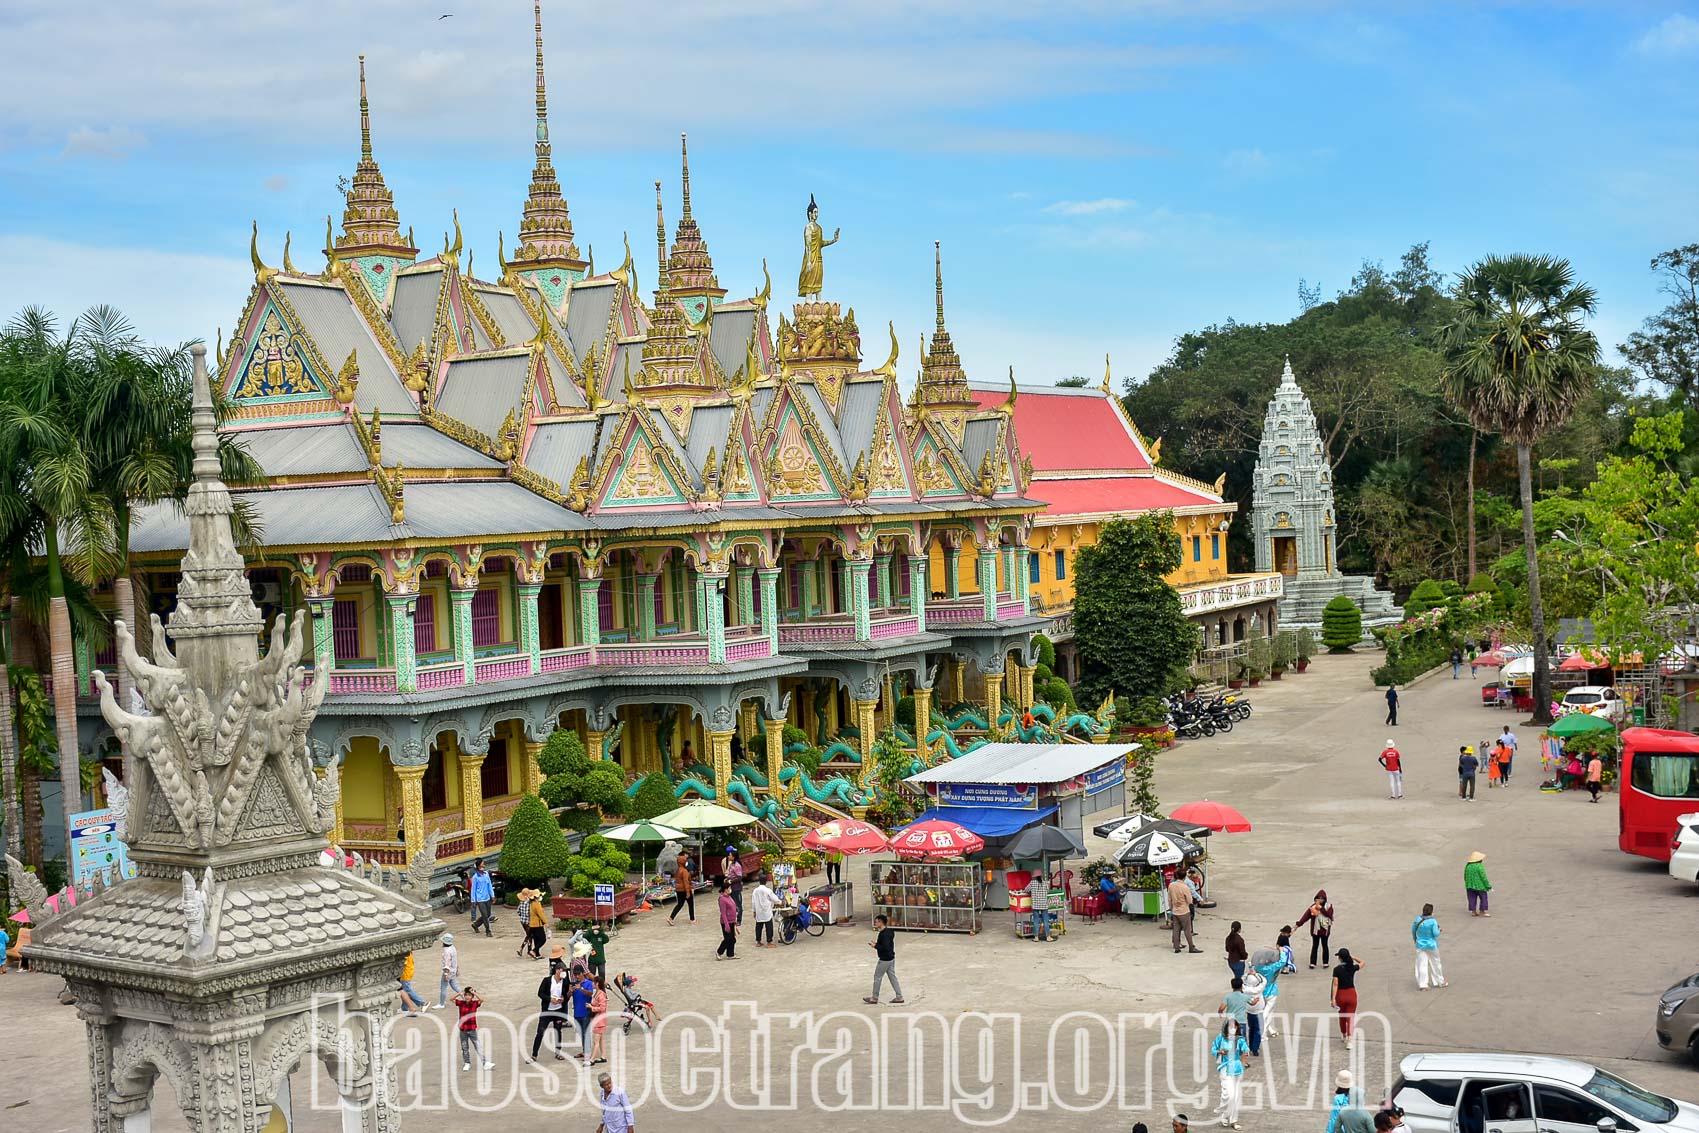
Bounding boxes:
[1392,1053,1699,1133]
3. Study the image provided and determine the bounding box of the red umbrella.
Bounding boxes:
[1169,800,1252,833]
[889,819,985,859]
[801,819,891,855]
[1473,649,1508,668]
[1559,651,1602,671]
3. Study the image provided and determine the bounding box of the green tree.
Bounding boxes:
[8,666,58,867]
[1032,633,1057,670]
[1321,595,1363,652]
[1620,244,1699,409]
[498,794,573,889]
[564,832,632,897]
[1041,678,1075,711]
[1072,513,1196,704]
[537,729,628,834]
[626,773,679,822]
[1404,579,1448,617]
[1441,254,1601,724]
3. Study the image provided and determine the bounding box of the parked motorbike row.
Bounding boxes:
[1164,691,1252,739]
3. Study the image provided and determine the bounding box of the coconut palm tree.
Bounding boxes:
[1440,255,1600,724]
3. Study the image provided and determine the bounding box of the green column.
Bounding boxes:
[734,565,755,628]
[849,559,873,643]
[451,587,476,682]
[816,558,830,615]
[578,578,602,654]
[636,573,658,641]
[873,553,892,609]
[74,635,92,697]
[909,557,928,633]
[758,567,780,651]
[308,596,335,672]
[1001,546,1016,599]
[705,572,728,664]
[977,549,998,621]
[518,582,541,674]
[944,545,961,599]
[388,593,417,692]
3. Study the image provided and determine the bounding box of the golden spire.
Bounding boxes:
[514,0,583,270]
[934,239,946,330]
[654,180,667,294]
[1103,352,1112,394]
[914,240,972,408]
[338,55,411,254]
[662,133,725,302]
[681,132,692,221]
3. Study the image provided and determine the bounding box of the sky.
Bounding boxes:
[2,0,1697,392]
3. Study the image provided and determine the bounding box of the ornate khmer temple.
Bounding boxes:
[56,4,1060,868]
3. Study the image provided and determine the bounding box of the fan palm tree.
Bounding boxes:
[1440,255,1600,724]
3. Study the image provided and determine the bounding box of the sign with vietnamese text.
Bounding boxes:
[593,883,615,907]
[934,782,1038,809]
[1084,762,1125,797]
[69,809,136,887]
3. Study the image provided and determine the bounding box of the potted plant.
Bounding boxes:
[1294,627,1315,673]
[1271,630,1295,679]
[1246,624,1271,687]
[1123,695,1172,742]
[500,794,573,896]
[795,850,822,876]
[1227,659,1247,690]
[552,833,639,920]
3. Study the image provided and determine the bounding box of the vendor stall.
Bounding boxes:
[869,860,984,934]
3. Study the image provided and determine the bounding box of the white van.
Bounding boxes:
[1392,1053,1699,1133]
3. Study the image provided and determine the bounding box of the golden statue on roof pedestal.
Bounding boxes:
[797,193,838,299]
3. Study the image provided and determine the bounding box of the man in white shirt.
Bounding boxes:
[530,966,570,1061]
[597,1072,636,1132]
[1498,726,1518,784]
[750,874,779,948]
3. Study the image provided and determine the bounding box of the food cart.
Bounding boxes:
[869,859,985,933]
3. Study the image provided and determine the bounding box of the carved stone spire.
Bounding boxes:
[664,133,725,318]
[336,55,413,256]
[514,0,587,287]
[914,241,973,411]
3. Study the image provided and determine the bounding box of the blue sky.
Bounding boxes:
[2,1,1697,389]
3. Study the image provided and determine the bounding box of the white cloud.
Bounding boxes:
[1635,14,1699,54]
[1223,147,1271,177]
[0,235,250,349]
[58,125,145,161]
[1043,197,1135,216]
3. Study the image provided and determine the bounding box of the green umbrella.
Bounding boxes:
[602,822,689,895]
[651,800,755,830]
[1547,713,1616,737]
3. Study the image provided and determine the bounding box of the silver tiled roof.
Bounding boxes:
[565,281,617,360]
[523,419,600,486]
[684,404,734,475]
[234,423,366,476]
[400,479,591,535]
[836,379,884,466]
[794,382,849,471]
[706,307,758,380]
[905,742,1137,786]
[961,417,1001,478]
[379,423,503,470]
[435,354,530,437]
[476,287,537,346]
[279,282,418,416]
[390,269,441,354]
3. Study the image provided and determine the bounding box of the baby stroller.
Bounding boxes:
[614,972,661,1033]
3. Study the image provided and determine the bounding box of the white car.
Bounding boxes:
[1393,1053,1699,1133]
[1672,813,1699,884]
[1561,686,1625,721]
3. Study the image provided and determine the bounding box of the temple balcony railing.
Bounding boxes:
[339,797,546,867]
[777,610,924,646]
[924,593,1029,625]
[1177,572,1285,616]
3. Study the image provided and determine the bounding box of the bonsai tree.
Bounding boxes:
[500,794,574,890]
[538,730,628,834]
[565,833,633,897]
[1321,595,1363,652]
[1127,695,1168,730]
[626,772,679,822]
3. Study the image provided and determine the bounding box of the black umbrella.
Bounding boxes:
[1093,814,1213,842]
[1115,826,1203,866]
[1005,824,1088,860]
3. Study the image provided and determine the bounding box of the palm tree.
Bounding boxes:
[1440,255,1600,724]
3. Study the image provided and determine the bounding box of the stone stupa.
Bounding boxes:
[10,344,442,1133]
[1250,358,1398,633]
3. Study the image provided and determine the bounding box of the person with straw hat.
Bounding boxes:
[1464,852,1492,916]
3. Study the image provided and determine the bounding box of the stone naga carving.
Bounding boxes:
[404,832,440,904]
[102,767,130,843]
[5,854,53,927]
[181,867,219,959]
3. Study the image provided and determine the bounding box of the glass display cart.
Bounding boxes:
[869,860,984,934]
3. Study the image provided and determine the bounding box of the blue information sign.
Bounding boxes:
[69,809,136,887]
[593,883,616,907]
[1084,761,1125,796]
[934,782,1038,809]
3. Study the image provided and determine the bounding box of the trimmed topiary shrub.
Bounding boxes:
[1041,678,1076,712]
[1404,579,1448,618]
[1321,595,1363,652]
[538,729,627,834]
[565,833,633,897]
[1032,633,1057,670]
[499,794,573,888]
[895,695,915,728]
[626,773,679,822]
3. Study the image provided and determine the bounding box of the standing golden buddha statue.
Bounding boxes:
[797,193,839,298]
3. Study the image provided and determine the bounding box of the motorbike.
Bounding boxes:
[1169,706,1215,739]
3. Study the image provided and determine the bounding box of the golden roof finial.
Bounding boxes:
[334,348,359,405]
[586,244,593,276]
[358,54,373,162]
[446,207,463,266]
[1102,352,1112,395]
[497,230,508,278]
[611,231,634,289]
[1149,436,1163,464]
[738,329,761,396]
[872,321,899,379]
[250,221,276,285]
[215,327,225,375]
[754,257,771,311]
[282,231,296,274]
[654,180,667,294]
[566,454,592,512]
[934,240,946,330]
[533,0,548,143]
[387,463,406,524]
[680,132,692,221]
[997,366,1018,417]
[623,351,643,407]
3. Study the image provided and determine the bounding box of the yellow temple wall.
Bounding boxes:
[1026,506,1234,610]
[341,736,389,822]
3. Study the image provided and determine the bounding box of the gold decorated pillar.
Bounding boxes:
[950,657,965,704]
[913,685,932,760]
[707,730,736,798]
[586,729,607,762]
[764,716,786,797]
[881,672,897,733]
[458,752,487,852]
[740,702,759,745]
[853,698,877,762]
[522,739,544,796]
[984,672,1002,738]
[396,762,428,861]
[1025,665,1038,711]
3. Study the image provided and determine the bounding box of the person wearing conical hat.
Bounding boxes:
[1464,852,1492,916]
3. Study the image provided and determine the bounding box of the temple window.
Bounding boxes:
[481,738,511,799]
[1212,533,1221,559]
[470,588,501,647]
[1054,549,1067,580]
[413,593,437,654]
[1192,536,1202,562]
[787,562,803,612]
[539,583,565,650]
[332,598,361,661]
[422,744,448,812]
[1028,555,1040,585]
[597,582,615,634]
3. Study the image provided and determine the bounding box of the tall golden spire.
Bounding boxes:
[513,0,584,274]
[336,55,412,255]
[640,178,703,388]
[654,180,667,295]
[664,133,725,308]
[916,240,972,407]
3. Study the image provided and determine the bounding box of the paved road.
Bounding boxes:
[2,651,1694,1131]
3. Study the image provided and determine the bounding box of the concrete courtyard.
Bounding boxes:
[3,650,1695,1130]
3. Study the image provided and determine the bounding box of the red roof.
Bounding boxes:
[968,386,1150,473]
[1025,475,1222,519]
